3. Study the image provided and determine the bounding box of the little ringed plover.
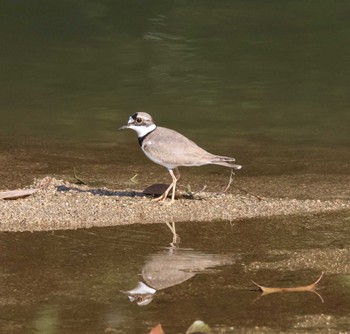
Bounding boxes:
[119,112,241,203]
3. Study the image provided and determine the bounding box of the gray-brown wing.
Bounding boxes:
[143,127,214,167]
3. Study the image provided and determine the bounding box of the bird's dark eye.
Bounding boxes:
[135,117,143,124]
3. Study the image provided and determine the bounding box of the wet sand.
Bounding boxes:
[1,177,349,232]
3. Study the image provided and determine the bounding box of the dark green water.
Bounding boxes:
[0,0,349,192]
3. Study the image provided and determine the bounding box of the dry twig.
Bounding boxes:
[223,170,235,192]
[73,168,86,185]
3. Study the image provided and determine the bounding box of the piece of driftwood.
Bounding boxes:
[0,189,38,200]
[0,176,52,200]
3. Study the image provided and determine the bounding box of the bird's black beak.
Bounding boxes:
[118,124,128,130]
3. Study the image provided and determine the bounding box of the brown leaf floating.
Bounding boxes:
[252,272,324,302]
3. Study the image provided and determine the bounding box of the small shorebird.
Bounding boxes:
[119,112,241,203]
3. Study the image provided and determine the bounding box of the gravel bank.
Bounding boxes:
[1,177,350,232]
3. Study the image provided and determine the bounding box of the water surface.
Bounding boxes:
[1,212,350,333]
[0,1,349,197]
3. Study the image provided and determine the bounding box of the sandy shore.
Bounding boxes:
[0,177,349,232]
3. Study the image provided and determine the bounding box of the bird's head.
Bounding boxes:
[119,112,156,137]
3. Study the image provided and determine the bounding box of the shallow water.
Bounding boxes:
[1,211,350,333]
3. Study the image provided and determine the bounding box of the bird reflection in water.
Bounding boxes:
[123,223,239,306]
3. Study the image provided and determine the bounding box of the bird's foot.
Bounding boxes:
[151,194,166,202]
[152,192,175,204]
[161,198,176,205]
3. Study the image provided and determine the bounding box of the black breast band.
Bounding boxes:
[138,128,156,146]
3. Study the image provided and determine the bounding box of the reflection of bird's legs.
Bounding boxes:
[153,168,180,203]
[165,222,179,246]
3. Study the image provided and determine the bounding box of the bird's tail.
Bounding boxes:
[211,156,242,169]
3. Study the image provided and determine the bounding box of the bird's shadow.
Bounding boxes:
[56,185,145,198]
[56,184,204,200]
